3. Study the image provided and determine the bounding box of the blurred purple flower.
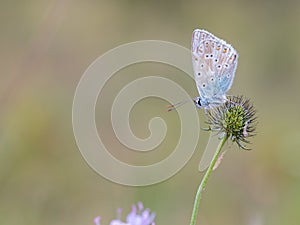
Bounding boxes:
[94,202,156,225]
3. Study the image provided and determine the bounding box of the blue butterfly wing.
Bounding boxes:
[192,29,218,100]
[192,29,238,104]
[215,48,238,94]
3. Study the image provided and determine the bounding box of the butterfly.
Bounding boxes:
[191,29,238,109]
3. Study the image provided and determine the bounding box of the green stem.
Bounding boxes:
[189,135,228,225]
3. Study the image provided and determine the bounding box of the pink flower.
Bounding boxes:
[94,216,101,225]
[94,202,155,225]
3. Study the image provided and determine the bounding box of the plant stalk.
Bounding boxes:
[189,135,228,225]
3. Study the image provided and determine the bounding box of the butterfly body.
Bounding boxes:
[192,29,238,109]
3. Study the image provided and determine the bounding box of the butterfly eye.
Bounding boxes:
[197,98,202,106]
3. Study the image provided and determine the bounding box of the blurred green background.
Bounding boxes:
[1,0,300,224]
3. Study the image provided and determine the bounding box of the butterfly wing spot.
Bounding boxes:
[202,83,206,87]
[198,72,201,76]
[201,64,204,68]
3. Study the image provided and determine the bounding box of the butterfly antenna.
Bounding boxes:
[166,100,190,112]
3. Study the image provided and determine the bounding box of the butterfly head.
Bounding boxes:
[193,97,204,108]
